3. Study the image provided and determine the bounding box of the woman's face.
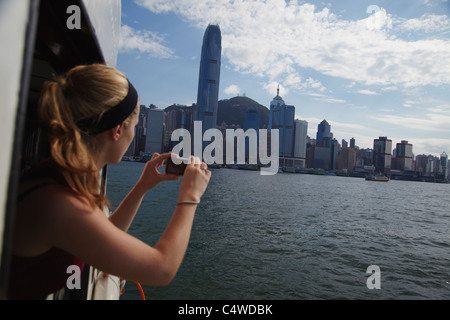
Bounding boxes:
[104,102,140,164]
[120,103,140,155]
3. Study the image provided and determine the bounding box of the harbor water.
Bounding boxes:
[106,161,450,300]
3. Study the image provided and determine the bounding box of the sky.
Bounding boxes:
[116,0,450,157]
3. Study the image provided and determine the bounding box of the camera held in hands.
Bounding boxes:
[165,156,189,176]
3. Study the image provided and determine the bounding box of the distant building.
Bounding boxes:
[356,148,373,166]
[268,86,295,158]
[337,147,356,171]
[293,119,308,160]
[195,24,222,147]
[415,154,429,174]
[440,152,448,179]
[426,155,435,174]
[350,137,355,149]
[393,140,413,171]
[134,105,149,156]
[164,107,193,153]
[316,120,331,144]
[244,108,260,163]
[312,119,336,170]
[145,106,165,154]
[373,136,392,173]
[314,145,332,169]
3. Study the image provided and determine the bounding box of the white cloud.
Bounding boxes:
[357,89,379,95]
[397,13,449,33]
[224,84,241,96]
[312,96,347,104]
[119,25,176,59]
[135,1,450,91]
[368,112,450,133]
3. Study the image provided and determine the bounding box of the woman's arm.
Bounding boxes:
[50,156,211,286]
[108,153,179,231]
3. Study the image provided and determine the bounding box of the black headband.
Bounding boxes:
[77,79,138,135]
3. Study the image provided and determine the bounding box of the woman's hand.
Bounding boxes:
[137,153,179,191]
[178,156,211,203]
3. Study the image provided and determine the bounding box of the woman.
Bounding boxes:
[9,64,211,299]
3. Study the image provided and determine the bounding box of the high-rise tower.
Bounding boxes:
[373,136,392,173]
[441,152,448,179]
[195,24,222,135]
[316,120,331,145]
[268,86,295,158]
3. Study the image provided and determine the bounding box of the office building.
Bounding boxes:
[312,119,335,169]
[244,108,260,163]
[440,152,448,179]
[316,120,331,144]
[393,140,413,171]
[195,24,222,137]
[337,147,356,171]
[268,86,295,158]
[373,136,392,173]
[350,137,356,149]
[145,106,165,154]
[293,119,308,159]
[164,107,193,152]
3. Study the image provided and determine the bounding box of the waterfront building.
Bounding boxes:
[312,120,335,169]
[426,155,435,175]
[415,154,428,174]
[293,119,308,160]
[394,140,413,171]
[314,145,331,169]
[194,24,222,145]
[373,136,392,173]
[268,86,295,158]
[316,120,331,144]
[337,147,356,171]
[244,108,260,163]
[350,137,355,149]
[331,138,338,170]
[145,106,165,154]
[440,152,448,179]
[356,148,373,166]
[164,107,193,153]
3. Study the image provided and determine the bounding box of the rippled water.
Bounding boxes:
[106,162,450,300]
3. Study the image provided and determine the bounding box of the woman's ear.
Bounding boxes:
[110,122,125,141]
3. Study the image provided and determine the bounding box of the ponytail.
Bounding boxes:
[38,64,131,209]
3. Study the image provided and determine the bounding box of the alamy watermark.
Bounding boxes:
[366,5,384,30]
[66,5,81,30]
[366,265,381,289]
[170,121,280,175]
[66,265,81,290]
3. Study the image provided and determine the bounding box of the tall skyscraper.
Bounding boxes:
[293,119,308,159]
[373,136,392,173]
[244,108,259,132]
[268,86,295,158]
[195,24,222,136]
[440,152,448,179]
[313,119,334,169]
[164,108,193,153]
[145,106,165,154]
[316,120,331,144]
[350,137,355,149]
[244,109,260,163]
[395,140,413,171]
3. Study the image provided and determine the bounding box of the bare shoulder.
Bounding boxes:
[13,182,95,256]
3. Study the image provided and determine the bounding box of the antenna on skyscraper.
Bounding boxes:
[277,84,280,96]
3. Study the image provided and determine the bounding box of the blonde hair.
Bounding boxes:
[38,64,136,209]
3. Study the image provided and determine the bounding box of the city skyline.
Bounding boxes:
[117,0,450,157]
